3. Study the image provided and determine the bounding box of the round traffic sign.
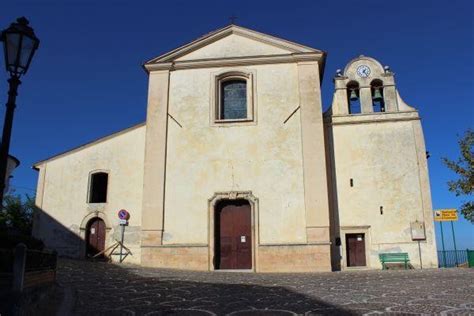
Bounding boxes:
[118,209,130,220]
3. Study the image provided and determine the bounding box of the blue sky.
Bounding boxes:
[1,0,473,249]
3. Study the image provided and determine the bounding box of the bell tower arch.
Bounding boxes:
[330,55,404,116]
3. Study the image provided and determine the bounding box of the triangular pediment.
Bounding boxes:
[145,25,323,65]
[175,33,293,61]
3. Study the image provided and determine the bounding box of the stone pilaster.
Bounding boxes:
[359,87,374,114]
[333,78,349,115]
[141,70,170,247]
[297,62,331,244]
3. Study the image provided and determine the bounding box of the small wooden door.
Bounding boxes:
[346,233,366,267]
[217,201,252,269]
[86,218,106,257]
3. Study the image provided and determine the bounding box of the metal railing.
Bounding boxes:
[438,250,471,268]
[0,248,14,273]
[25,249,57,272]
[0,244,58,292]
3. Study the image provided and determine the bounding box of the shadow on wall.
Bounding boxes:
[57,259,355,315]
[32,207,140,262]
[32,207,86,259]
[325,126,342,272]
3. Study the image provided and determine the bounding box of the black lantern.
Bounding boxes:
[1,17,40,78]
[0,17,39,206]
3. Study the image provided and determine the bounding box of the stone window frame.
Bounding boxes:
[87,169,110,205]
[79,211,112,258]
[210,69,257,127]
[339,226,371,270]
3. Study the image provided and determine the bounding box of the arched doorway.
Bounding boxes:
[214,199,252,270]
[85,217,106,258]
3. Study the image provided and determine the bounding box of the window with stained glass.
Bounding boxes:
[220,80,247,120]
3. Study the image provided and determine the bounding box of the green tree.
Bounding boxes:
[0,194,38,235]
[442,129,473,223]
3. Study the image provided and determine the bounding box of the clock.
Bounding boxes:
[356,65,371,78]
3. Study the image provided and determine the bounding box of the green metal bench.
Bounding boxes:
[379,252,410,270]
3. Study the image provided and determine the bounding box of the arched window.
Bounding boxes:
[220,79,247,120]
[213,71,255,124]
[347,81,361,114]
[371,79,385,112]
[88,172,108,203]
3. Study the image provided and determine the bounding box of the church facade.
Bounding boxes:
[32,25,438,272]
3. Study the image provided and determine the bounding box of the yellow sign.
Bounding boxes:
[434,209,458,222]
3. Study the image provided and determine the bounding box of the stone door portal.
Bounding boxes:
[346,233,366,267]
[215,200,252,269]
[86,217,106,258]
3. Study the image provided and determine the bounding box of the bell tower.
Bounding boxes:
[329,55,403,116]
[324,56,438,271]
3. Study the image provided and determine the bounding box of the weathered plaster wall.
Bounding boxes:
[32,125,146,264]
[329,117,438,269]
[163,63,307,246]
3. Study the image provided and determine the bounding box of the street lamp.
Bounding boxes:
[0,17,39,204]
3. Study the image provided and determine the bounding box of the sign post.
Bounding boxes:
[434,209,459,268]
[410,221,426,269]
[117,209,130,263]
[440,222,446,267]
[451,221,458,266]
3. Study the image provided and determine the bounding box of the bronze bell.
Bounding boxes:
[349,89,358,101]
[372,88,383,102]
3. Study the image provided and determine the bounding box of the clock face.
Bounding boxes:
[356,65,371,78]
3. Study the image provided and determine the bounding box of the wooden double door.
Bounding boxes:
[215,200,252,270]
[86,218,106,257]
[346,233,366,267]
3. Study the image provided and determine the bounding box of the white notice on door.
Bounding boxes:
[91,228,96,234]
[241,236,246,243]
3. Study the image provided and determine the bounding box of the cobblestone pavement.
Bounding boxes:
[57,259,474,315]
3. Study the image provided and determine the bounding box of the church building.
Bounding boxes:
[32,25,438,272]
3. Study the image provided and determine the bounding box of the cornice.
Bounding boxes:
[340,225,371,230]
[334,83,396,90]
[144,52,324,72]
[145,24,322,66]
[324,111,420,126]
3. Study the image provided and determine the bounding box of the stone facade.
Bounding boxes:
[32,25,438,271]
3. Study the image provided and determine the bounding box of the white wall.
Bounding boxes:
[330,117,438,269]
[33,125,145,263]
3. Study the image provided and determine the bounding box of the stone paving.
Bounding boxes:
[57,259,474,315]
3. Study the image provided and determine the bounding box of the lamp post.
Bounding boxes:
[0,17,39,205]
